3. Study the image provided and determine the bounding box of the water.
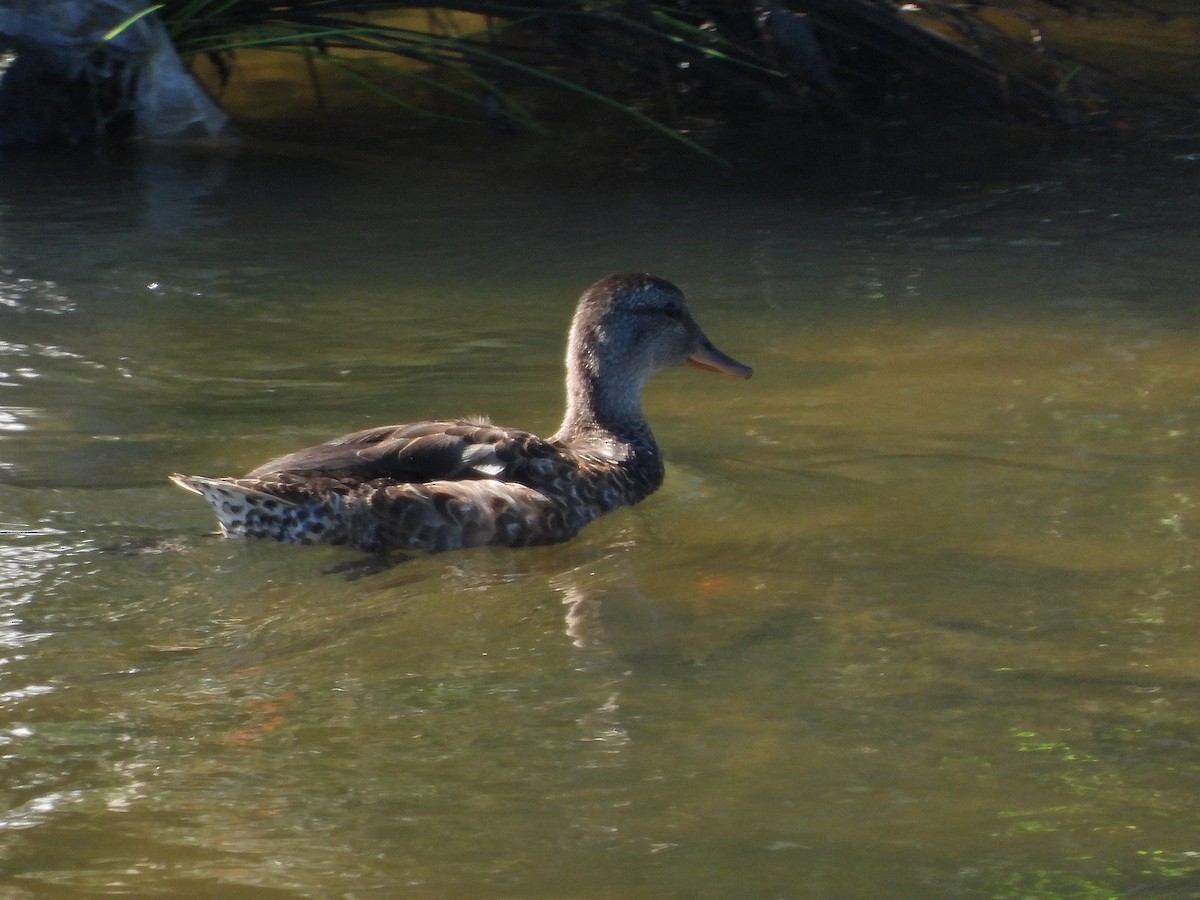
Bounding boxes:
[2,140,1200,897]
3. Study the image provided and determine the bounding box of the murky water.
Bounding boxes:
[2,140,1200,897]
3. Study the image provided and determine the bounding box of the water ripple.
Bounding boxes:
[0,271,74,315]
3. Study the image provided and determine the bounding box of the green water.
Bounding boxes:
[2,143,1200,897]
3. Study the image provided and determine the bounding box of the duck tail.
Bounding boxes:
[169,473,314,540]
[169,472,214,496]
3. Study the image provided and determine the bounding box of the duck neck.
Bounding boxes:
[553,365,657,457]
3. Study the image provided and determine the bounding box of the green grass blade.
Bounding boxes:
[103,4,164,42]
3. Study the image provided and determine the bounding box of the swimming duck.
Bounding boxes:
[171,273,752,553]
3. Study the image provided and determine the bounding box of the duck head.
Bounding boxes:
[557,273,752,439]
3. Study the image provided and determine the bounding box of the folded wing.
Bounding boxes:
[247,419,569,487]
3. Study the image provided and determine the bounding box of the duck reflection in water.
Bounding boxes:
[172,274,752,553]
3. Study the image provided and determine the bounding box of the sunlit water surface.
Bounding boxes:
[1,142,1199,898]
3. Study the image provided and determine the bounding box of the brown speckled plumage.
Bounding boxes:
[171,274,751,553]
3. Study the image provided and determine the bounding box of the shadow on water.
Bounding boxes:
[0,137,1199,896]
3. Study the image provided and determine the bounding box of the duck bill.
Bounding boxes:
[685,340,753,379]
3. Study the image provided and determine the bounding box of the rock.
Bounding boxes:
[0,0,232,146]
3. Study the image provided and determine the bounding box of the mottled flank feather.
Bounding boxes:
[171,274,751,553]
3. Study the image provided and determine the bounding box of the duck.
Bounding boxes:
[170,273,752,553]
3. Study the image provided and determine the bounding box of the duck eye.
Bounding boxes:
[630,305,684,319]
[628,301,686,321]
[657,305,685,320]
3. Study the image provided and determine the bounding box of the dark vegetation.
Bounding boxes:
[1,1,1196,155]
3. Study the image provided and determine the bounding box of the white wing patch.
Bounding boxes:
[461,443,506,478]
